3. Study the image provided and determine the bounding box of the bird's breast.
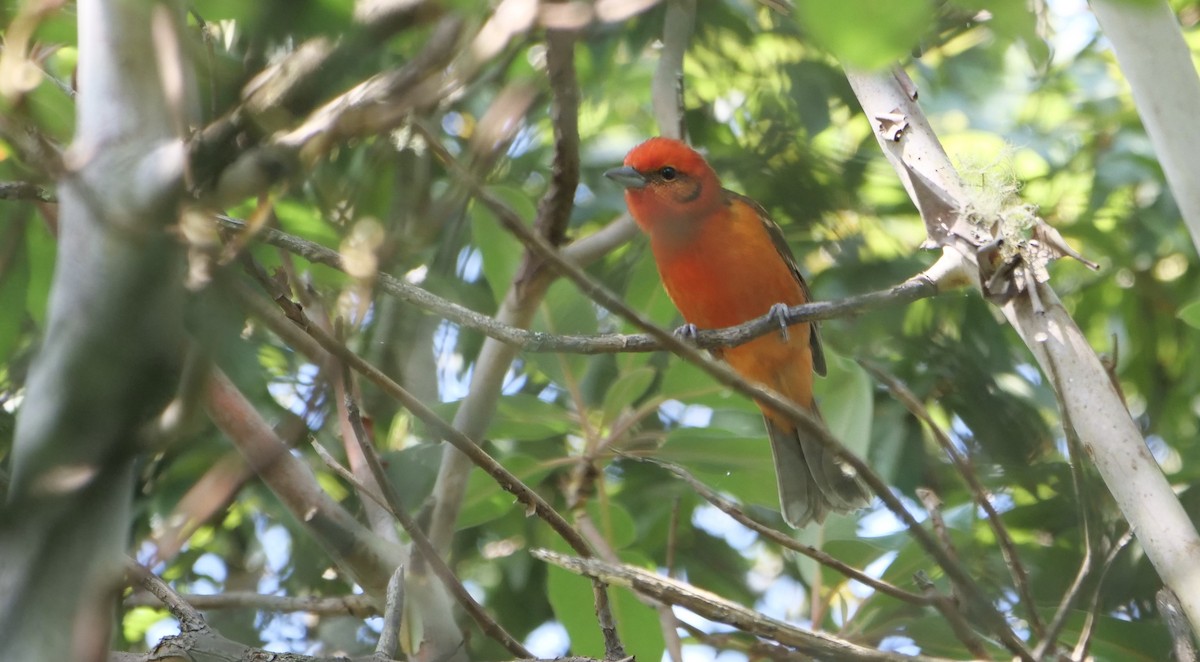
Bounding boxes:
[651,216,807,330]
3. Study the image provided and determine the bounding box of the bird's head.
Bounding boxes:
[605,137,723,231]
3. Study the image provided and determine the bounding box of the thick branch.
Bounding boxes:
[3,2,189,660]
[1090,0,1200,257]
[847,64,1200,637]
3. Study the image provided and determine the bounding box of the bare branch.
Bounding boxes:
[124,561,206,632]
[533,29,581,247]
[3,1,190,658]
[652,0,695,140]
[204,368,407,601]
[1090,0,1200,257]
[124,590,377,616]
[0,181,55,202]
[532,549,961,662]
[1072,530,1133,660]
[215,214,940,354]
[1158,588,1197,662]
[231,278,631,647]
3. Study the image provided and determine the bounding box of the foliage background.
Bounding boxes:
[2,0,1199,660]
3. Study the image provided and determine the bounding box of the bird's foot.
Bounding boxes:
[673,323,700,342]
[768,303,792,342]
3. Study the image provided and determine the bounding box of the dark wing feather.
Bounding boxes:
[723,190,826,376]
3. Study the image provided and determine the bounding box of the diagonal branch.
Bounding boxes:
[860,360,1043,637]
[648,459,931,607]
[532,549,961,662]
[846,64,1200,635]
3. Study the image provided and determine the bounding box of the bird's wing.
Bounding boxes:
[723,190,826,376]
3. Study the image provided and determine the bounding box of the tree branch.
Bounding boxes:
[3,2,190,659]
[1089,0,1200,257]
[0,180,55,202]
[214,214,940,353]
[204,368,409,602]
[532,549,961,662]
[846,64,1200,636]
[123,590,377,616]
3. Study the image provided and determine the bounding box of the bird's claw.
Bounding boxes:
[768,303,791,342]
[673,323,700,342]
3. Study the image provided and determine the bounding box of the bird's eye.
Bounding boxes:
[659,166,677,181]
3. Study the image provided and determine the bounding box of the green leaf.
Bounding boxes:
[24,219,55,327]
[122,607,169,645]
[798,0,934,70]
[658,427,778,509]
[458,454,556,530]
[525,280,598,388]
[490,394,575,441]
[272,197,340,248]
[467,185,535,299]
[601,367,656,426]
[0,226,29,363]
[815,350,873,458]
[382,442,443,510]
[588,499,637,550]
[1179,299,1200,329]
[545,539,663,660]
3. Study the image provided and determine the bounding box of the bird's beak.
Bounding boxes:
[604,166,647,190]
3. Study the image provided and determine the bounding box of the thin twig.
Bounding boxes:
[912,572,993,660]
[125,560,208,633]
[124,590,377,616]
[311,440,392,513]
[1032,423,1096,660]
[676,619,806,662]
[214,214,940,354]
[916,488,956,563]
[533,549,961,662]
[651,459,932,606]
[0,181,55,202]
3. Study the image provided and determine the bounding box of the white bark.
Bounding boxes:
[847,67,1200,634]
[1090,0,1200,257]
[1,1,189,660]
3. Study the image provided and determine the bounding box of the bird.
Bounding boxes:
[605,137,870,527]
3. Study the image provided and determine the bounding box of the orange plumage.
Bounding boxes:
[606,137,869,526]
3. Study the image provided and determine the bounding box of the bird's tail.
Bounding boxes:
[764,408,871,527]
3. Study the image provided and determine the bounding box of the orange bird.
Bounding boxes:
[606,137,870,527]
